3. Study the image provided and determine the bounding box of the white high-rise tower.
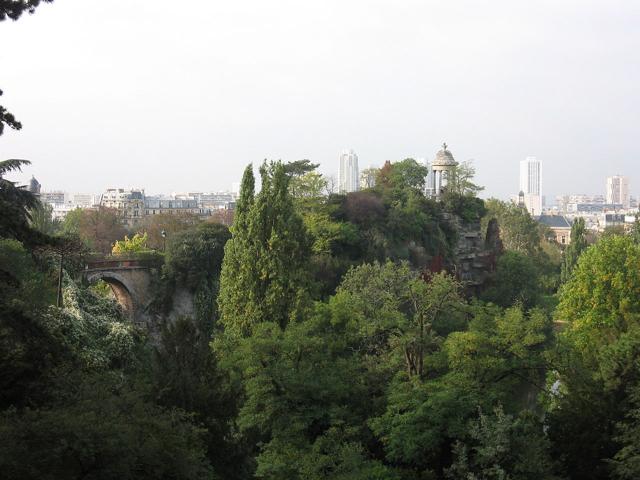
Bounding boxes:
[606,175,630,208]
[339,149,359,193]
[519,156,542,216]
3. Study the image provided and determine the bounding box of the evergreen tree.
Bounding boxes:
[219,161,310,336]
[0,0,53,21]
[218,165,257,336]
[560,217,587,283]
[630,217,640,245]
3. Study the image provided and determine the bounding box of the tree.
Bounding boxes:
[630,217,640,245]
[0,159,45,245]
[360,167,378,190]
[154,316,247,480]
[164,223,230,292]
[612,384,640,480]
[376,158,429,199]
[29,202,60,235]
[446,160,484,197]
[0,89,22,135]
[556,235,640,350]
[140,212,201,250]
[0,376,215,480]
[2,3,54,138]
[445,406,558,480]
[218,161,310,336]
[560,217,587,283]
[0,0,53,21]
[76,207,128,253]
[482,251,541,308]
[112,232,151,255]
[283,159,319,177]
[338,262,467,377]
[227,303,397,480]
[370,303,553,477]
[546,236,640,479]
[483,199,542,255]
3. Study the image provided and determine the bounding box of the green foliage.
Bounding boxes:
[372,304,552,476]
[482,251,541,308]
[370,374,481,474]
[0,91,22,136]
[227,303,395,480]
[442,191,487,223]
[376,158,429,199]
[483,199,542,255]
[0,159,47,246]
[446,160,484,197]
[112,232,151,254]
[218,161,310,336]
[29,201,60,236]
[283,159,320,177]
[630,217,640,245]
[556,235,640,351]
[545,235,640,479]
[445,406,559,480]
[164,223,230,292]
[154,317,248,479]
[560,217,587,283]
[0,376,214,480]
[338,262,467,375]
[0,238,56,311]
[141,212,202,250]
[60,206,83,235]
[612,385,640,479]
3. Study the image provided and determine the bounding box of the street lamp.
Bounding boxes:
[161,230,166,252]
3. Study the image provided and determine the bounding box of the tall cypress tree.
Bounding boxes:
[560,217,588,283]
[218,165,257,336]
[218,161,309,337]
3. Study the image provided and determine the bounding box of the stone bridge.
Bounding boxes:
[83,255,162,327]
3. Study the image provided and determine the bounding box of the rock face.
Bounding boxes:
[447,214,502,292]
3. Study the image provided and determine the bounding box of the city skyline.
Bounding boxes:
[2,1,639,200]
[19,153,638,206]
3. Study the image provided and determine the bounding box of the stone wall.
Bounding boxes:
[445,214,502,292]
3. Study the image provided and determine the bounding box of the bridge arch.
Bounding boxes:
[85,271,136,321]
[82,258,158,328]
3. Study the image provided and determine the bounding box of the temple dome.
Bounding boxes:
[432,143,457,167]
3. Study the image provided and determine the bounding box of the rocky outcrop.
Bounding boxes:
[446,214,502,292]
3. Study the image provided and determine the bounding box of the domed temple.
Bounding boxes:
[429,143,458,199]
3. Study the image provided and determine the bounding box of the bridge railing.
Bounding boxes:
[85,251,164,270]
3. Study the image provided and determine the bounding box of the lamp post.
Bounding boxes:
[161,230,166,252]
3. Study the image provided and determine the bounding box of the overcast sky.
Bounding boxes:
[1,0,639,200]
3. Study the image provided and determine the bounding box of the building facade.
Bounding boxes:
[144,196,207,216]
[339,149,359,193]
[39,191,67,205]
[100,188,146,226]
[99,188,237,227]
[606,175,630,209]
[519,156,542,216]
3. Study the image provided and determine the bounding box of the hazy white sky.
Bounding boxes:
[1,0,639,199]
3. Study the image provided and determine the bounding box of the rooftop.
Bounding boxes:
[536,215,572,229]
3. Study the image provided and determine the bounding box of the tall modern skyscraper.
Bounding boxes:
[519,156,542,216]
[606,175,630,208]
[339,149,359,193]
